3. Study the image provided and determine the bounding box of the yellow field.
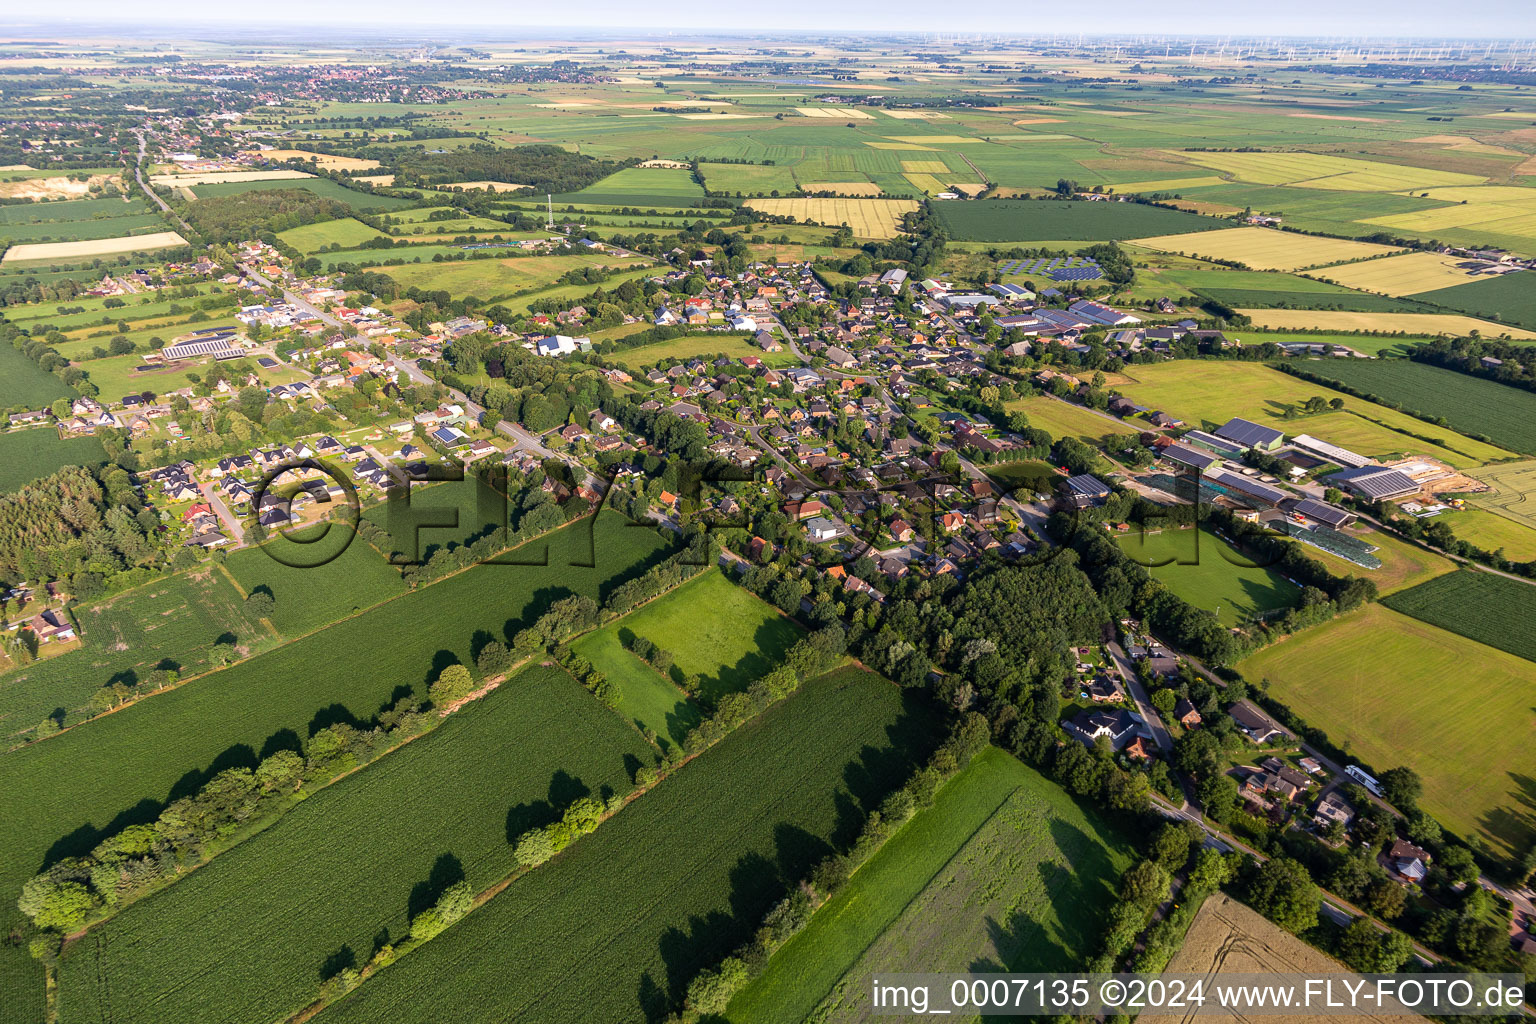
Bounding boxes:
[1236,308,1536,339]
[901,160,950,173]
[1468,459,1536,535]
[880,109,951,120]
[148,169,313,187]
[1130,226,1400,271]
[0,231,187,264]
[864,142,938,151]
[1359,185,1536,243]
[1168,150,1485,191]
[0,173,117,201]
[904,173,947,194]
[353,174,396,186]
[436,180,530,192]
[882,135,984,144]
[242,149,382,171]
[1110,175,1228,192]
[744,197,918,239]
[796,107,873,119]
[800,181,884,196]
[1300,251,1491,296]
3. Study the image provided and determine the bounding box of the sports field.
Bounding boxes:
[1129,227,1400,272]
[726,747,1133,1024]
[1113,360,1511,469]
[1302,251,1493,296]
[56,666,655,1024]
[313,668,937,1024]
[744,197,918,239]
[0,231,186,265]
[606,569,802,704]
[1237,309,1536,340]
[1117,526,1299,626]
[934,198,1222,242]
[1169,151,1486,192]
[1238,603,1535,860]
[1296,358,1536,454]
[1469,459,1536,535]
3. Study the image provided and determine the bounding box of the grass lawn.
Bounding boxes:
[1004,395,1136,444]
[277,217,389,251]
[1439,508,1536,562]
[0,429,105,492]
[0,343,75,409]
[313,667,937,1024]
[1238,603,1536,862]
[571,626,701,750]
[725,746,1133,1024]
[1117,526,1299,625]
[56,666,655,1024]
[607,333,800,369]
[612,569,802,704]
[372,252,644,304]
[1113,360,1513,470]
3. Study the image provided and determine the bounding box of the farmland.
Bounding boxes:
[0,429,105,492]
[1301,525,1455,596]
[0,568,265,741]
[1237,309,1536,339]
[372,253,648,305]
[1414,271,1536,331]
[698,162,799,194]
[0,231,187,265]
[187,177,416,212]
[1383,570,1536,664]
[726,747,1132,1024]
[1237,603,1536,859]
[0,514,671,945]
[1112,360,1512,470]
[1292,358,1536,454]
[149,169,315,187]
[1301,251,1498,297]
[0,344,77,408]
[56,666,655,1024]
[1005,395,1135,445]
[277,216,390,251]
[744,198,918,239]
[933,199,1223,242]
[571,626,701,749]
[1169,151,1486,192]
[313,667,937,1024]
[602,569,802,704]
[1469,459,1536,535]
[223,520,409,636]
[1129,227,1400,272]
[1439,509,1536,562]
[1117,526,1300,626]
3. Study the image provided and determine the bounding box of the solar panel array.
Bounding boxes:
[997,257,1102,282]
[1050,266,1103,281]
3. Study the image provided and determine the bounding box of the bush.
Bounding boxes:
[428,664,474,707]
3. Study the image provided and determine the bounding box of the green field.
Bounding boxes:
[1238,602,1536,861]
[0,428,104,492]
[1118,526,1300,626]
[188,177,416,211]
[315,667,935,1024]
[1412,271,1536,331]
[1004,395,1136,444]
[56,665,654,1024]
[0,197,141,225]
[277,216,390,251]
[0,342,76,409]
[933,199,1225,242]
[1301,525,1455,596]
[554,166,709,207]
[1294,358,1536,454]
[571,622,701,749]
[1438,508,1536,562]
[370,252,649,304]
[0,213,167,243]
[726,746,1132,1024]
[1383,570,1536,664]
[607,568,802,704]
[0,568,265,741]
[1114,360,1513,470]
[223,520,409,636]
[0,514,671,948]
[608,332,798,369]
[699,162,800,195]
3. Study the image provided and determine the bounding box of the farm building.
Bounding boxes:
[161,332,243,361]
[1215,417,1286,452]
[1205,469,1288,507]
[1288,498,1357,529]
[1163,444,1219,472]
[1060,474,1111,508]
[1289,433,1373,469]
[1182,429,1247,458]
[1325,465,1420,501]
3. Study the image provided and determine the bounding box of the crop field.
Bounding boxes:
[744,198,918,239]
[1117,526,1299,626]
[1113,360,1511,469]
[277,217,390,251]
[563,166,706,205]
[1139,896,1390,1024]
[314,667,936,1024]
[187,177,416,211]
[1384,570,1536,664]
[1301,251,1499,296]
[242,149,383,171]
[801,181,884,195]
[571,626,701,749]
[606,569,802,704]
[933,199,1222,242]
[1356,186,1536,252]
[1238,308,1536,339]
[149,169,315,187]
[1169,151,1486,192]
[1129,227,1400,272]
[0,230,187,265]
[0,568,264,741]
[698,163,799,194]
[0,515,671,939]
[607,332,800,368]
[1295,358,1536,454]
[1237,603,1536,859]
[0,212,166,243]
[0,196,139,225]
[1468,459,1536,534]
[370,252,644,304]
[1413,271,1536,331]
[1439,509,1536,562]
[0,428,105,492]
[56,666,654,1024]
[0,343,76,408]
[727,747,1132,1024]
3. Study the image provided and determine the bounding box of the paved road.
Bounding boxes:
[202,487,247,548]
[1107,640,1173,756]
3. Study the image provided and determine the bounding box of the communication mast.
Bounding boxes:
[546,193,554,229]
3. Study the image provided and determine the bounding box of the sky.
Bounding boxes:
[13,1,1536,39]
